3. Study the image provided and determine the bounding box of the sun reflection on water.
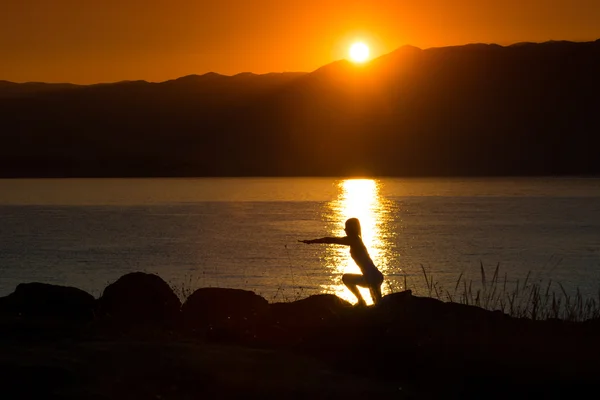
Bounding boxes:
[321,179,395,304]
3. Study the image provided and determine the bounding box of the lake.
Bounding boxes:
[1,177,599,306]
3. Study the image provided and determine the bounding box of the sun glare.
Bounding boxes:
[321,179,393,305]
[349,42,370,63]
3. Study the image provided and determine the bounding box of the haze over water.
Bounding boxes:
[1,178,599,305]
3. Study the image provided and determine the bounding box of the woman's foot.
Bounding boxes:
[354,300,367,307]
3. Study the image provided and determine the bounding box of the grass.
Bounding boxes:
[171,273,204,301]
[407,263,600,322]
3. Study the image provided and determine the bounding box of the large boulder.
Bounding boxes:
[97,272,181,328]
[269,294,353,345]
[376,290,512,347]
[377,289,509,329]
[376,289,413,316]
[181,288,269,342]
[0,282,96,321]
[0,295,10,314]
[271,294,352,326]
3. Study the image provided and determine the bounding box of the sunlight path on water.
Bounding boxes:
[321,179,396,304]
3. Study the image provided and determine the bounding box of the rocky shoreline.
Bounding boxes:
[1,272,599,399]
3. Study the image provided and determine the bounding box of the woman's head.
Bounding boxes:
[344,218,361,237]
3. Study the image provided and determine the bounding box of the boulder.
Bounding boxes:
[378,290,509,328]
[0,282,96,320]
[271,294,352,326]
[0,295,10,314]
[181,288,269,342]
[376,290,512,343]
[269,294,352,344]
[583,317,600,331]
[97,272,181,327]
[377,289,413,312]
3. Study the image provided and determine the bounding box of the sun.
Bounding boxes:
[349,42,370,63]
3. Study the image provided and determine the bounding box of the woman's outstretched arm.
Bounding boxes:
[299,237,350,245]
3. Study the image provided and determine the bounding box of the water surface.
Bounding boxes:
[1,177,599,305]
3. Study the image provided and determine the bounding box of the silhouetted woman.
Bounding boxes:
[299,218,384,306]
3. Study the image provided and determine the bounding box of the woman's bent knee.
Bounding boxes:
[343,273,365,286]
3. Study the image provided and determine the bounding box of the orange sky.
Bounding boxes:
[2,0,599,84]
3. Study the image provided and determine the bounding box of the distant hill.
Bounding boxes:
[0,80,82,98]
[1,40,599,177]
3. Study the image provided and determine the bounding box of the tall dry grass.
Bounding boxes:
[409,263,600,322]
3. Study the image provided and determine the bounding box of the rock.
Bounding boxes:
[378,290,508,328]
[378,290,413,311]
[98,272,181,327]
[271,294,352,326]
[269,294,352,344]
[181,288,269,342]
[0,282,96,320]
[583,317,600,331]
[0,295,10,314]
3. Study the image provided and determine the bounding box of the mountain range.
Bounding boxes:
[1,39,599,177]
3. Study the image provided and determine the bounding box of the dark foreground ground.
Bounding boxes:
[1,272,599,399]
[0,338,404,399]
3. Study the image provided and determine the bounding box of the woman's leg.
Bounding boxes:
[368,272,384,305]
[342,273,368,305]
[369,285,383,304]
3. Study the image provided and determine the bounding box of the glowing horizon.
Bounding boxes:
[2,1,599,84]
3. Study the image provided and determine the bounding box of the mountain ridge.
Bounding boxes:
[1,39,599,177]
[3,39,598,88]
